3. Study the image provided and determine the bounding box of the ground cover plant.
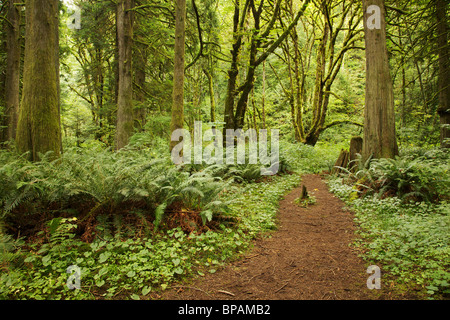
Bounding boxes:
[0,140,315,299]
[327,147,450,298]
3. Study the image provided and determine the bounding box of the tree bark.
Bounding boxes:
[115,0,135,150]
[436,0,450,148]
[203,65,216,123]
[16,0,61,161]
[224,0,310,131]
[169,0,186,152]
[3,0,21,142]
[349,136,363,171]
[261,60,266,129]
[223,0,248,134]
[133,16,148,132]
[332,149,349,174]
[361,0,398,161]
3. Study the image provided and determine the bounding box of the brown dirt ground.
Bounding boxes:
[155,174,418,300]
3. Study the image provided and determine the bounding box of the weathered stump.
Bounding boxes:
[332,137,363,174]
[349,136,363,172]
[332,149,350,174]
[300,185,308,199]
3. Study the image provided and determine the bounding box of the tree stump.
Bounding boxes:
[349,136,363,171]
[300,185,308,199]
[332,137,363,174]
[332,149,350,174]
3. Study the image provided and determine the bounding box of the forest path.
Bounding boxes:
[155,174,404,300]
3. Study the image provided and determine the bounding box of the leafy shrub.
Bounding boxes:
[0,148,241,245]
[150,167,232,229]
[333,148,450,203]
[1,217,249,300]
[280,140,343,173]
[0,166,301,300]
[368,155,449,202]
[327,176,450,297]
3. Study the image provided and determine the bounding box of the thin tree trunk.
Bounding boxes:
[251,88,258,133]
[115,0,135,150]
[203,65,216,123]
[134,45,147,131]
[170,0,186,151]
[16,0,61,161]
[400,25,406,129]
[261,60,266,129]
[3,0,21,142]
[223,0,247,133]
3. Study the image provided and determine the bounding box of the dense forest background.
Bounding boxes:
[0,0,448,150]
[0,0,448,300]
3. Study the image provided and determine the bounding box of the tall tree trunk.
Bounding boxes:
[204,67,216,123]
[400,25,406,128]
[115,0,134,150]
[16,0,61,161]
[56,1,62,153]
[169,0,186,152]
[436,0,450,148]
[261,60,266,129]
[224,0,310,132]
[3,0,21,142]
[361,0,398,160]
[134,17,148,132]
[223,0,247,134]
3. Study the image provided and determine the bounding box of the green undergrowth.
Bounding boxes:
[0,151,301,300]
[1,218,250,300]
[327,148,450,299]
[0,140,339,300]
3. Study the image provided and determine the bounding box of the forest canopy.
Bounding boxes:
[0,0,447,151]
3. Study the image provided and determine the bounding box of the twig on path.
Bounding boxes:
[217,290,235,297]
[274,279,292,293]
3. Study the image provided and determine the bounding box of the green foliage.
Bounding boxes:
[1,215,249,299]
[280,140,344,174]
[294,195,316,208]
[0,147,235,231]
[327,148,450,298]
[229,173,302,235]
[0,157,300,299]
[350,196,449,297]
[150,168,232,228]
[334,148,450,202]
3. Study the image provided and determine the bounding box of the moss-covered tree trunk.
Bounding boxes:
[16,0,61,161]
[133,15,148,132]
[436,0,450,148]
[3,0,21,143]
[169,0,186,152]
[203,62,216,123]
[115,0,134,150]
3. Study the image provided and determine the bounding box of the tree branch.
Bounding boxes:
[185,0,204,71]
[321,120,364,131]
[255,0,311,67]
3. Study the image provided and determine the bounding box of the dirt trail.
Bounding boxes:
[156,174,411,300]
